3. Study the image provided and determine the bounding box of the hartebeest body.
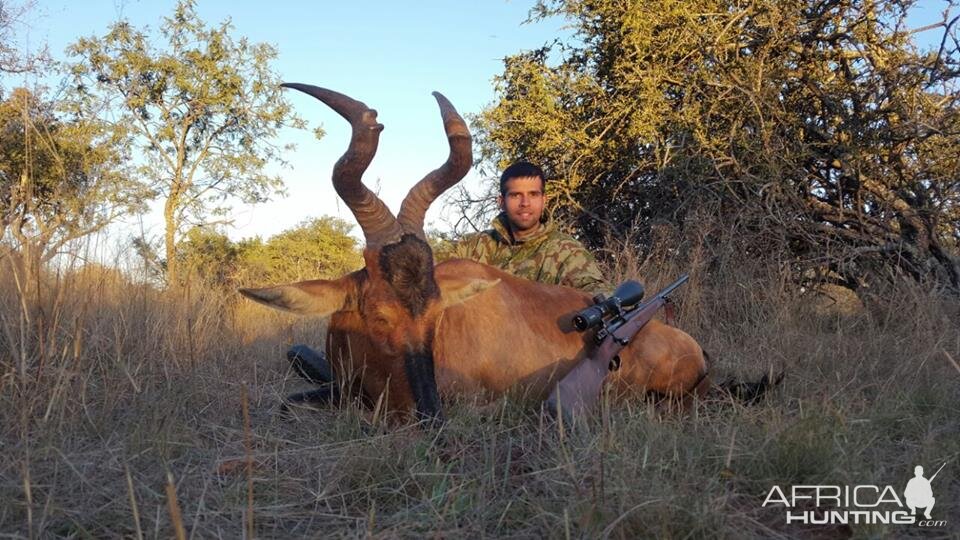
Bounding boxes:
[241,85,708,423]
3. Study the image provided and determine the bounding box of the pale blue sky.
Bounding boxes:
[8,0,954,245]
[14,1,571,242]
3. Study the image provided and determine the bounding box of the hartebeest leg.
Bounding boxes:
[679,372,712,411]
[716,371,785,404]
[281,345,339,413]
[280,384,341,414]
[287,344,332,384]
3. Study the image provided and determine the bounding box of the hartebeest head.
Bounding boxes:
[240,84,476,425]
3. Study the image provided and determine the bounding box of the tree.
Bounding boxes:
[0,86,142,295]
[175,217,363,290]
[0,0,48,78]
[237,217,363,285]
[68,0,304,286]
[176,226,240,289]
[0,0,22,75]
[474,0,960,291]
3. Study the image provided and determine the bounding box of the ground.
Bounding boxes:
[0,267,957,538]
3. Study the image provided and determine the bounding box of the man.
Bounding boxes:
[447,161,608,294]
[904,465,936,520]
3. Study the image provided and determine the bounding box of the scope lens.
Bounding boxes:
[573,315,589,331]
[573,307,604,331]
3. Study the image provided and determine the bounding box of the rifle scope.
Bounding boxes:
[572,280,645,332]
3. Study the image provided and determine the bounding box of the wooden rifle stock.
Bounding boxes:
[544,275,688,424]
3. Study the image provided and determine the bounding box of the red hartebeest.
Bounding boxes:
[240,85,709,424]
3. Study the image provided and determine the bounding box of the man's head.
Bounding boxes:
[915,466,925,477]
[497,161,546,239]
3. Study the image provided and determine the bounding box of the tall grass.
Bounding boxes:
[0,252,957,538]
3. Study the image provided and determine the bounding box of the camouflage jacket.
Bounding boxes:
[444,213,608,294]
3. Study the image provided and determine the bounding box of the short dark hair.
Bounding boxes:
[499,161,545,195]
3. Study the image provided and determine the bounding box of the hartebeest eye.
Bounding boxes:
[369,309,392,328]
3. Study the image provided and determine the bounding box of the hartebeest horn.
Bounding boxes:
[282,83,404,247]
[396,92,472,238]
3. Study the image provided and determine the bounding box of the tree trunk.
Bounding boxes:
[7,228,43,310]
[5,247,39,304]
[164,196,179,288]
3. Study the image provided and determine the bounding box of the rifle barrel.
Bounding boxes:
[655,273,689,299]
[929,462,947,482]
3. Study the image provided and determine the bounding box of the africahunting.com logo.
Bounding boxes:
[763,463,948,528]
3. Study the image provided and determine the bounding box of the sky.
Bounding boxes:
[5,0,954,246]
[11,0,572,243]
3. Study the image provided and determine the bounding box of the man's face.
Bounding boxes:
[499,176,545,236]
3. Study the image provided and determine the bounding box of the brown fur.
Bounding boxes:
[377,234,440,316]
[320,258,708,414]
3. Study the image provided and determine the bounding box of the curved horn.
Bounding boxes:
[282,83,404,247]
[396,92,473,238]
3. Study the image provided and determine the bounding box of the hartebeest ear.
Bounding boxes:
[239,275,359,316]
[439,277,501,308]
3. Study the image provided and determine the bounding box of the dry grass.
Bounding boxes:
[0,258,958,539]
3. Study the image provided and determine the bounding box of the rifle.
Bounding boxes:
[928,462,947,483]
[544,274,690,424]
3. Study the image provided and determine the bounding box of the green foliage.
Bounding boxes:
[177,226,241,289]
[238,216,363,284]
[424,228,457,261]
[67,0,306,284]
[475,0,960,291]
[177,216,363,289]
[0,86,143,282]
